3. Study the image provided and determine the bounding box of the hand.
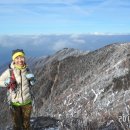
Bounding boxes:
[26,74,36,86]
[4,78,10,86]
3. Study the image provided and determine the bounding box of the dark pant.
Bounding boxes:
[10,104,32,130]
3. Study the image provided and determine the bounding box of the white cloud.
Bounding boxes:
[0,35,36,47]
[52,41,67,51]
[0,0,80,19]
[0,0,27,4]
[70,34,85,44]
[0,35,15,47]
[73,38,85,44]
[0,0,78,4]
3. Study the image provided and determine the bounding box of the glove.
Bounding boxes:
[4,78,10,86]
[26,74,34,80]
[30,80,35,86]
[26,74,36,86]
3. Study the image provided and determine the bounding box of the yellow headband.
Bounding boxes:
[12,52,25,60]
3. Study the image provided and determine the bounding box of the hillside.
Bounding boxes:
[0,43,130,129]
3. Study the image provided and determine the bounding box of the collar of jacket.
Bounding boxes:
[14,64,26,70]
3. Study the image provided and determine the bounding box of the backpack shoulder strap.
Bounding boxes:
[26,67,30,72]
[8,64,15,79]
[7,65,17,91]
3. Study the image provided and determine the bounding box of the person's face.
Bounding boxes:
[14,56,25,67]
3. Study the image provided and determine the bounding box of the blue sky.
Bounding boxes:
[0,0,130,34]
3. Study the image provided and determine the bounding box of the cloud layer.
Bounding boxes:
[0,34,130,58]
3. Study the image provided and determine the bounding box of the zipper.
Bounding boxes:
[20,70,24,102]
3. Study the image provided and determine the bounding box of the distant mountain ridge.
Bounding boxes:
[0,43,130,129]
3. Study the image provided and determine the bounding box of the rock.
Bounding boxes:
[31,116,59,129]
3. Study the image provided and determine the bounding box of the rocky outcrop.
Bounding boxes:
[0,43,130,129]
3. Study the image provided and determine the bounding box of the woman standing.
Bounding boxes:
[0,49,35,130]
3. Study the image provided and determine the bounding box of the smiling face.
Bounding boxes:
[14,56,25,67]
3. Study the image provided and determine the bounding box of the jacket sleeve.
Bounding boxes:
[0,69,10,87]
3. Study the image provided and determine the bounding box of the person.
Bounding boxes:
[0,49,36,130]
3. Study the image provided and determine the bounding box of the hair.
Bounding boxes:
[12,49,25,56]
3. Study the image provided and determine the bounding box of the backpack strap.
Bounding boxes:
[26,67,30,73]
[7,68,17,91]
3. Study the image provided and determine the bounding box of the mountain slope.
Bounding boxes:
[0,43,130,129]
[32,43,130,129]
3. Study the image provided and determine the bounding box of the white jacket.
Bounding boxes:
[0,62,32,104]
